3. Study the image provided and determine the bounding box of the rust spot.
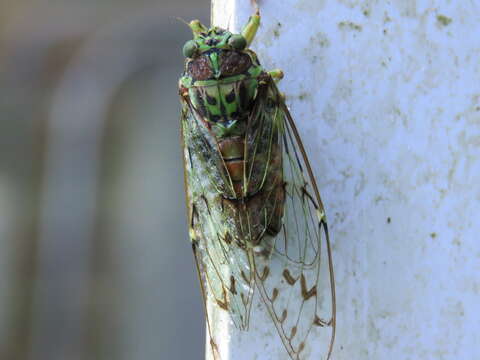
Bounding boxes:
[299,342,305,353]
[300,274,317,300]
[282,269,297,285]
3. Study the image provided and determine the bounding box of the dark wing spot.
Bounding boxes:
[209,339,219,357]
[280,309,287,323]
[223,232,233,244]
[300,274,317,300]
[216,288,229,311]
[216,298,229,311]
[299,342,305,353]
[282,269,297,285]
[272,288,279,302]
[290,326,297,339]
[314,315,332,327]
[229,276,237,295]
[259,266,270,282]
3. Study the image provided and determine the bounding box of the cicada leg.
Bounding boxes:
[242,10,261,46]
[268,69,284,82]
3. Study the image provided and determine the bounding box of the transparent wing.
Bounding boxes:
[189,197,255,331]
[181,100,256,334]
[253,80,336,360]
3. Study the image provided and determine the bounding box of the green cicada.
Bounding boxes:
[179,8,336,360]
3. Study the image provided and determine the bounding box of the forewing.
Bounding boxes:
[181,99,255,332]
[254,81,336,360]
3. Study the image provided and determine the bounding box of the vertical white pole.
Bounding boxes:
[209,1,331,359]
[210,0,480,359]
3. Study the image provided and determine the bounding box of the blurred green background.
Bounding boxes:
[0,0,210,359]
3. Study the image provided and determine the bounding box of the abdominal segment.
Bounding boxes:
[216,135,284,250]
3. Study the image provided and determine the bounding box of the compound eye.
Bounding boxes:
[228,35,247,50]
[183,40,198,58]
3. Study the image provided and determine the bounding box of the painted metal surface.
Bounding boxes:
[210,0,480,359]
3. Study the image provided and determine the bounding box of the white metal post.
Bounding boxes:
[209,0,480,359]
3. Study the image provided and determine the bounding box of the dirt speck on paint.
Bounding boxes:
[298,92,309,101]
[437,15,452,26]
[311,32,330,48]
[362,6,370,17]
[383,12,392,23]
[273,22,282,38]
[338,21,362,31]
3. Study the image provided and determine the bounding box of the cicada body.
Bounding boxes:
[179,11,335,360]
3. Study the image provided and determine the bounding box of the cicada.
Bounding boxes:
[178,8,336,360]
